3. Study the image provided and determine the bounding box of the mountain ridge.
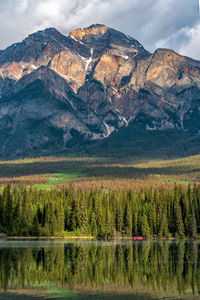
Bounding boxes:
[0,24,199,159]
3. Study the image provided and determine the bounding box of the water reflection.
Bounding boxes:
[0,240,199,299]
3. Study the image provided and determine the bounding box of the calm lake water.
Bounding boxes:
[0,240,199,299]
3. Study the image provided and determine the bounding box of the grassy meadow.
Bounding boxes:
[0,154,199,190]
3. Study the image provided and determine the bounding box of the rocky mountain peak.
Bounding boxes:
[69,24,109,41]
[69,24,149,59]
[0,27,69,68]
[0,24,200,158]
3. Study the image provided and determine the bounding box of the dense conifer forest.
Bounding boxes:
[0,184,200,239]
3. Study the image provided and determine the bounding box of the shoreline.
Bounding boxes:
[0,236,198,241]
[5,236,94,240]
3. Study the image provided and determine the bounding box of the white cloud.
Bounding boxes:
[179,24,200,60]
[0,0,199,59]
[16,0,28,13]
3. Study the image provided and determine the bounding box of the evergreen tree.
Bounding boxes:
[124,202,132,236]
[0,193,4,231]
[116,197,123,234]
[56,198,64,234]
[32,214,40,236]
[175,204,185,239]
[12,198,22,235]
[90,212,97,237]
[4,185,14,234]
[141,215,151,238]
[191,208,197,239]
[78,192,88,234]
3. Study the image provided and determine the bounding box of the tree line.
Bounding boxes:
[0,184,199,238]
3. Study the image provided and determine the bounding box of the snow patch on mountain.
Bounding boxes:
[85,48,94,71]
[119,116,128,127]
[31,64,37,70]
[103,121,114,137]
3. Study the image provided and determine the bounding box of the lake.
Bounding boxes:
[0,240,199,299]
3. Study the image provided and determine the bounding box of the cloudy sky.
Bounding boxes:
[0,0,199,59]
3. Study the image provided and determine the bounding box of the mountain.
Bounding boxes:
[0,24,200,159]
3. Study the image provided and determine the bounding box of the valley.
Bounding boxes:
[0,154,199,190]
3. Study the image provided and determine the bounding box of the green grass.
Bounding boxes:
[33,172,85,190]
[45,286,78,299]
[0,290,194,300]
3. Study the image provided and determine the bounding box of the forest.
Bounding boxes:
[0,183,199,239]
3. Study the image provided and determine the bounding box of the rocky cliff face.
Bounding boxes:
[0,24,200,158]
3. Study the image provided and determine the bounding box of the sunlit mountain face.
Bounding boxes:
[0,24,200,159]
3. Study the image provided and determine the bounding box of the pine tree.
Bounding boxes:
[104,198,112,240]
[141,215,151,238]
[45,201,57,235]
[158,209,169,239]
[0,193,4,231]
[132,201,139,236]
[12,198,22,235]
[175,204,185,239]
[124,202,132,236]
[90,212,97,237]
[64,206,71,231]
[154,189,160,235]
[4,185,14,234]
[57,198,64,234]
[183,191,191,236]
[69,196,78,232]
[191,207,197,239]
[32,214,40,236]
[116,197,123,234]
[78,192,88,234]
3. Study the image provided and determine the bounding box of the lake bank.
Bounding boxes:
[1,235,198,241]
[5,235,94,240]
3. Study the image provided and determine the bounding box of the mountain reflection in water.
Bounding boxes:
[0,240,199,299]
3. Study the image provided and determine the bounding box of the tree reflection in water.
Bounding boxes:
[0,241,199,299]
